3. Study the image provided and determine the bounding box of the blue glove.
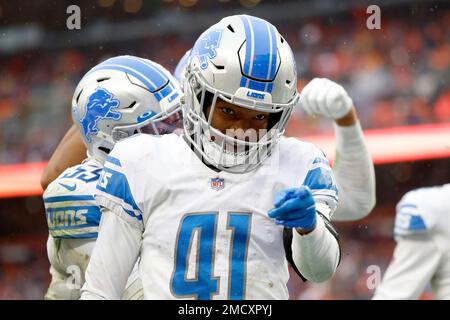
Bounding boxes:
[268,186,317,231]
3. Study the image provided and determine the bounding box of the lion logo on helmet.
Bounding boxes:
[80,87,121,142]
[192,29,223,70]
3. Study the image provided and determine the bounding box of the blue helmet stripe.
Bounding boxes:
[240,16,252,88]
[103,56,168,89]
[248,17,271,81]
[247,79,266,91]
[265,24,278,93]
[87,56,172,101]
[158,83,175,101]
[138,58,170,85]
[268,24,278,80]
[239,15,277,93]
[88,65,164,101]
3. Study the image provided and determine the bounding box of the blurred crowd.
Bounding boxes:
[0,235,49,299]
[0,7,449,163]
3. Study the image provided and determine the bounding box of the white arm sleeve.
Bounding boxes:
[291,215,340,283]
[80,208,142,300]
[332,121,376,221]
[373,234,442,300]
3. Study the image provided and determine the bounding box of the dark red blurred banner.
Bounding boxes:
[1,123,450,198]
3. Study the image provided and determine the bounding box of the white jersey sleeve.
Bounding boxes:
[82,134,164,299]
[393,189,438,238]
[373,235,441,300]
[81,208,142,300]
[332,122,376,221]
[291,215,341,283]
[373,189,442,299]
[282,138,340,282]
[94,138,146,230]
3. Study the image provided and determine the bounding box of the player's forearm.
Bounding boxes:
[332,121,376,221]
[373,236,440,300]
[41,124,87,190]
[291,215,340,283]
[80,209,142,300]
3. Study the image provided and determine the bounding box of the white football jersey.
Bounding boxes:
[94,133,338,300]
[44,159,103,239]
[43,158,143,300]
[374,184,450,300]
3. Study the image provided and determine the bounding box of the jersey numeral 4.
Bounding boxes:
[170,212,252,300]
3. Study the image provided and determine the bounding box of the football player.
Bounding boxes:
[43,55,182,299]
[173,56,376,223]
[373,184,450,299]
[81,15,341,300]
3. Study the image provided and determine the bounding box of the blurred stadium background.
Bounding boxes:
[0,0,449,299]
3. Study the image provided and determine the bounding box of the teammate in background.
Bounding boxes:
[173,55,376,223]
[40,49,193,191]
[81,15,341,300]
[300,78,376,221]
[373,184,450,300]
[43,55,182,299]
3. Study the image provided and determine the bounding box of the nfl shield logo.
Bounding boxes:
[210,177,225,191]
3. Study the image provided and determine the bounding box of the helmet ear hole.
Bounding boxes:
[125,101,137,109]
[96,77,110,83]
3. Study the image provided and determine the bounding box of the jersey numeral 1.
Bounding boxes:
[170,212,252,300]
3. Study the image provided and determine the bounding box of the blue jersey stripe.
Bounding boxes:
[44,195,95,203]
[125,208,143,221]
[304,167,338,193]
[106,156,122,167]
[408,215,426,230]
[53,232,99,239]
[97,166,142,214]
